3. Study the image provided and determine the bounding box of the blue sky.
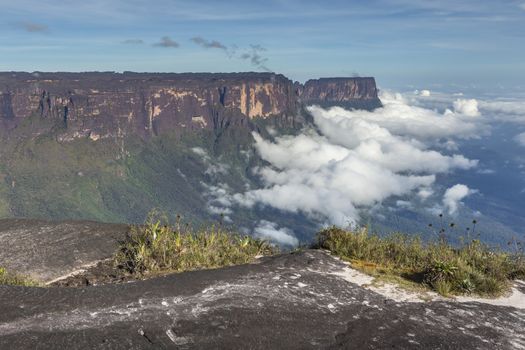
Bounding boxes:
[1,0,525,89]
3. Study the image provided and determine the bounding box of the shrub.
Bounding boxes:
[114,214,275,276]
[316,226,525,297]
[0,267,38,286]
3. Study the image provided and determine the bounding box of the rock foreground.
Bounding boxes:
[0,220,524,349]
[0,219,129,283]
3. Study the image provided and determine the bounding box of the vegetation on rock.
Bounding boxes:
[114,212,276,277]
[0,267,38,287]
[316,226,525,297]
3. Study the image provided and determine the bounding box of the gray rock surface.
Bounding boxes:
[0,249,524,349]
[0,219,129,282]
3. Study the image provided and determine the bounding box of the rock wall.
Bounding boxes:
[0,72,380,140]
[300,77,381,110]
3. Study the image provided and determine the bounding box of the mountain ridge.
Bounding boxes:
[0,72,380,141]
[0,72,381,235]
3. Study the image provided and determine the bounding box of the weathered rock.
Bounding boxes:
[0,248,523,349]
[301,77,382,110]
[0,219,129,283]
[0,72,381,141]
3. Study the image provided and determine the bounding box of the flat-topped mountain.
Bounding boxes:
[0,72,381,231]
[0,72,380,140]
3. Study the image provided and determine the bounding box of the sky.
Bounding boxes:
[1,0,525,89]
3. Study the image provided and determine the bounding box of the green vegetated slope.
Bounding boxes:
[0,115,256,224]
[0,113,521,247]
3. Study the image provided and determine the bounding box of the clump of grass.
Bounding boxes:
[316,226,525,297]
[114,214,276,276]
[0,267,38,286]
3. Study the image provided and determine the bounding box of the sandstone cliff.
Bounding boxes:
[0,72,380,140]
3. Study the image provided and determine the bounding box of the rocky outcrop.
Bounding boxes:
[0,219,129,283]
[0,235,523,349]
[0,72,380,140]
[301,77,382,110]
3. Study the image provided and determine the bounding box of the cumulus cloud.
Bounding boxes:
[253,220,299,246]
[233,95,478,226]
[514,132,525,147]
[418,90,431,97]
[15,21,48,33]
[153,36,179,48]
[325,92,484,141]
[443,184,477,215]
[122,39,144,44]
[479,100,525,124]
[191,36,227,50]
[417,188,434,201]
[453,99,480,117]
[408,91,525,126]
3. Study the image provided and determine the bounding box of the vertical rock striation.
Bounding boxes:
[0,72,381,140]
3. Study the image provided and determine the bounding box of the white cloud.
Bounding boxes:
[478,100,525,124]
[192,147,229,175]
[453,99,480,117]
[253,220,299,246]
[201,182,234,222]
[443,184,477,215]
[191,147,208,157]
[408,91,525,126]
[419,90,431,97]
[396,200,413,209]
[234,95,478,226]
[318,92,483,141]
[417,187,434,201]
[514,132,525,147]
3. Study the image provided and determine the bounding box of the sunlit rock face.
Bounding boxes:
[0,72,380,140]
[300,77,382,110]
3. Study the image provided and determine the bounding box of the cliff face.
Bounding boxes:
[301,77,378,102]
[300,77,381,110]
[0,72,380,140]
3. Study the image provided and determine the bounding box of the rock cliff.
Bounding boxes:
[0,72,380,140]
[0,72,381,224]
[301,77,381,109]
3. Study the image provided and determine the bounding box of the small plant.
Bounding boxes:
[0,267,38,286]
[425,260,458,283]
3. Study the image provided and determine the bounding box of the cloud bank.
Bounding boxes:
[453,99,480,117]
[253,220,298,246]
[234,92,480,226]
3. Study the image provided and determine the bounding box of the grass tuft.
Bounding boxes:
[316,226,525,297]
[0,267,38,287]
[114,213,276,277]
